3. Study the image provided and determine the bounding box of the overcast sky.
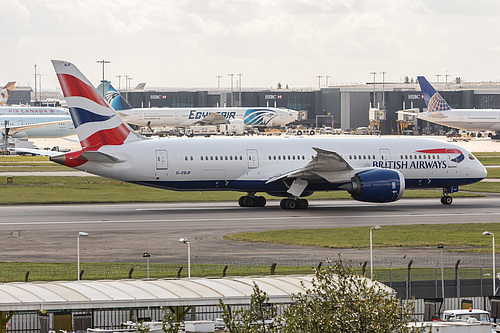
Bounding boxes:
[3,0,500,91]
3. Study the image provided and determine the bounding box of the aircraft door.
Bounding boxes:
[379,149,391,165]
[156,150,168,170]
[247,149,259,169]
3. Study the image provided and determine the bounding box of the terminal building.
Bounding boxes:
[9,80,500,135]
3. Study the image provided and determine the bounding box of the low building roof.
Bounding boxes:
[0,274,394,312]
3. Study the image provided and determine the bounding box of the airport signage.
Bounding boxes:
[150,94,167,100]
[264,94,283,100]
[407,94,422,100]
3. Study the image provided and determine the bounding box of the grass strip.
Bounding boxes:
[224,223,500,251]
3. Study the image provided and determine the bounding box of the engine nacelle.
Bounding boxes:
[344,169,405,203]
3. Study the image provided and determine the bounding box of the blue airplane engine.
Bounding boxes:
[347,169,405,203]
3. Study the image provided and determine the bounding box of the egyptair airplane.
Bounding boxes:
[17,60,487,209]
[401,76,500,132]
[99,81,298,128]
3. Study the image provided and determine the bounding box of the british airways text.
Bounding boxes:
[188,111,236,120]
[373,160,447,169]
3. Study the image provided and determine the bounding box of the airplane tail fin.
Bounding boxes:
[417,76,452,112]
[0,81,16,105]
[51,60,143,151]
[106,83,133,111]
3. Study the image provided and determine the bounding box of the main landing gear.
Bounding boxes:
[280,198,309,210]
[238,195,266,207]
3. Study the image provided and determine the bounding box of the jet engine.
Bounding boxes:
[342,169,405,203]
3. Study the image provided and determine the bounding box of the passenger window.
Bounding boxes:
[354,155,357,160]
[191,156,193,161]
[230,156,233,160]
[201,156,204,161]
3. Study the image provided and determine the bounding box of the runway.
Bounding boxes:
[0,197,498,267]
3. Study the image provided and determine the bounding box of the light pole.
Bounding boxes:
[438,243,445,299]
[483,231,496,295]
[77,232,89,281]
[370,225,381,279]
[179,238,191,278]
[143,252,151,278]
[228,74,234,107]
[316,75,323,89]
[96,60,111,98]
[370,72,377,107]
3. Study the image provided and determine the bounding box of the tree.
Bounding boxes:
[219,282,279,333]
[280,257,423,332]
[161,307,181,333]
[220,257,424,333]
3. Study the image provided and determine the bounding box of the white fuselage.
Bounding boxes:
[118,107,297,128]
[418,109,500,132]
[73,136,486,194]
[0,115,75,138]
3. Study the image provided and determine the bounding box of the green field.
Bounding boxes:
[225,223,499,252]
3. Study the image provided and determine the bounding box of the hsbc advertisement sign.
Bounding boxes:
[150,94,167,100]
[264,94,283,100]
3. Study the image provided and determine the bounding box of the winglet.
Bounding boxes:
[417,76,452,112]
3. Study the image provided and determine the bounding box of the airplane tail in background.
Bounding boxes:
[51,60,142,151]
[0,81,15,105]
[417,76,452,112]
[106,83,133,111]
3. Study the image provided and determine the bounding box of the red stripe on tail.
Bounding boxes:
[80,123,130,150]
[57,73,108,108]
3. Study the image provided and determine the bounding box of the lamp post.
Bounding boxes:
[96,60,111,98]
[179,238,191,278]
[77,232,89,281]
[483,231,496,295]
[438,243,445,299]
[143,252,151,278]
[370,225,381,279]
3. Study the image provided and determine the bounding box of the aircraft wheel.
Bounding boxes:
[296,130,303,136]
[441,196,453,205]
[286,199,297,209]
[244,196,255,207]
[238,196,246,207]
[297,199,309,209]
[256,196,266,207]
[280,199,288,209]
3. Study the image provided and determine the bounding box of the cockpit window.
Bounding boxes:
[469,154,476,160]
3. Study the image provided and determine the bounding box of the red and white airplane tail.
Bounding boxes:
[51,60,142,151]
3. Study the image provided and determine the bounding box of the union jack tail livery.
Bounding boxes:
[417,76,452,112]
[51,60,142,151]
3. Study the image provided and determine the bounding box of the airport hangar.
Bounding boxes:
[10,80,500,135]
[0,275,392,332]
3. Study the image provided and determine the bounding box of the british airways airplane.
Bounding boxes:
[18,60,487,209]
[100,82,298,128]
[404,76,500,132]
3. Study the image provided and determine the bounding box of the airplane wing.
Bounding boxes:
[266,147,356,188]
[1,119,73,135]
[9,148,63,157]
[195,112,228,125]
